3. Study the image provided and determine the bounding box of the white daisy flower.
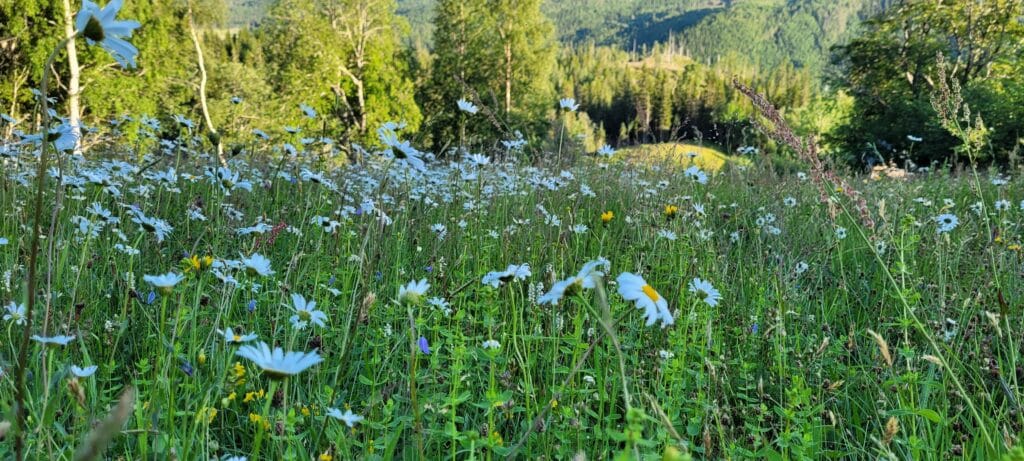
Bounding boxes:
[481,264,532,288]
[537,258,610,306]
[32,334,76,346]
[326,407,364,427]
[143,272,185,294]
[3,301,26,325]
[935,213,958,233]
[242,253,274,276]
[427,297,452,316]
[688,278,721,307]
[398,279,430,305]
[235,342,322,379]
[481,339,501,350]
[74,0,141,68]
[218,327,259,344]
[466,153,490,166]
[299,103,317,119]
[289,293,328,329]
[70,365,98,378]
[616,272,673,328]
[457,99,479,114]
[683,165,708,185]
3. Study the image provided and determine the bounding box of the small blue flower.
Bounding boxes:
[375,271,382,281]
[751,323,759,335]
[328,275,337,286]
[417,336,430,355]
[180,360,194,377]
[425,265,433,273]
[247,299,257,313]
[146,291,156,304]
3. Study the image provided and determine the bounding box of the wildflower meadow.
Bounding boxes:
[2,1,1024,460]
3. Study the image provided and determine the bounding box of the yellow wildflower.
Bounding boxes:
[197,407,217,424]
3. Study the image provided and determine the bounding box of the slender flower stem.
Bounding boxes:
[251,378,280,458]
[12,35,74,461]
[407,304,425,459]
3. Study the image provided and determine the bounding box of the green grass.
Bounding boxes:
[0,146,1022,460]
[617,142,750,172]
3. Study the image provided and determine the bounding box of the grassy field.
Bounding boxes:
[0,134,1023,460]
[616,142,750,172]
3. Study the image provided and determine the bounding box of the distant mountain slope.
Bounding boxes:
[669,0,891,73]
[227,0,889,73]
[227,0,272,28]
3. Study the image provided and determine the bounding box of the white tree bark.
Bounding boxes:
[62,0,83,155]
[188,0,227,167]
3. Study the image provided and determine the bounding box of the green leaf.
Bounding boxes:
[913,408,944,424]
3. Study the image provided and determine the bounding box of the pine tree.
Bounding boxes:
[421,0,490,150]
[423,0,555,152]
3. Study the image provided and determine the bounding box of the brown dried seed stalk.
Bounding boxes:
[883,416,899,445]
[866,329,893,368]
[732,79,875,230]
[72,387,136,461]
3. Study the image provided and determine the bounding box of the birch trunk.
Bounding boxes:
[188,1,227,167]
[62,0,83,155]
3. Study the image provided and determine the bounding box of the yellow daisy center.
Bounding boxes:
[233,334,242,342]
[565,279,583,296]
[641,284,660,303]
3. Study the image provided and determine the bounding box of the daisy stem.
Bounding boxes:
[407,304,426,459]
[583,299,632,409]
[252,378,279,458]
[12,34,75,461]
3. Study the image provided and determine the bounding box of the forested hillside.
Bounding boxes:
[8,0,1019,166]
[229,0,887,74]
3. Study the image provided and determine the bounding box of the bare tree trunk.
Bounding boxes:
[187,1,227,167]
[61,0,83,155]
[355,76,366,133]
[339,67,366,133]
[504,42,512,114]
[5,70,28,139]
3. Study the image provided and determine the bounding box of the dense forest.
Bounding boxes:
[3,0,1023,166]
[232,0,888,75]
